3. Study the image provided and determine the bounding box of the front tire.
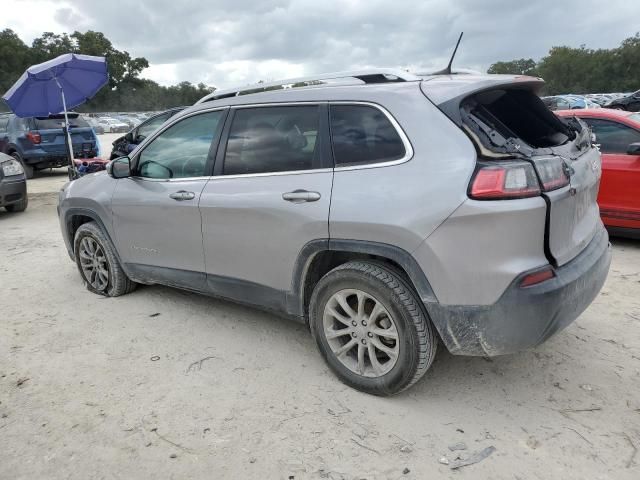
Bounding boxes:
[73,221,137,297]
[309,261,437,396]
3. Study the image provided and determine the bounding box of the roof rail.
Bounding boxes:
[195,68,421,104]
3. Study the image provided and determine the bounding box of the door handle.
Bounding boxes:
[169,190,196,201]
[282,190,321,203]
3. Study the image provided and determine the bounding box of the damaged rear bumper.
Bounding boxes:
[426,224,611,356]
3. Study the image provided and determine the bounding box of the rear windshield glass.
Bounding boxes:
[462,89,570,149]
[34,117,89,129]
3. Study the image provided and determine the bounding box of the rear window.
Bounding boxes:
[463,89,571,149]
[34,117,89,129]
[330,105,405,166]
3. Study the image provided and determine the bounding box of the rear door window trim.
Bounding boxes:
[212,102,332,178]
[329,101,414,171]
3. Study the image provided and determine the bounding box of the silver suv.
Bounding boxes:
[58,69,611,395]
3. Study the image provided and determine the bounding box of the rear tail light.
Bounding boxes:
[520,266,555,287]
[26,131,41,144]
[469,161,540,200]
[534,157,570,191]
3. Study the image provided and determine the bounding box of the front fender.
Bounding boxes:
[58,173,118,260]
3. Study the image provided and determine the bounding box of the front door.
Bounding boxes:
[583,117,640,230]
[111,109,227,289]
[199,104,333,311]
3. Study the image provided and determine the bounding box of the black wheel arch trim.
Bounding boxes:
[288,238,438,318]
[63,208,120,264]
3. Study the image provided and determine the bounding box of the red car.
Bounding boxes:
[557,108,640,238]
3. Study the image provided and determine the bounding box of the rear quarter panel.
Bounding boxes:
[329,84,477,252]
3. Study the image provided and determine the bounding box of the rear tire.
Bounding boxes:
[11,152,33,179]
[73,221,137,297]
[309,261,437,396]
[5,196,28,212]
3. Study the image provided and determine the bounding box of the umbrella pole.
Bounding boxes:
[56,79,77,180]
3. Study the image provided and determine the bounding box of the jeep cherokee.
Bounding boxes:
[58,70,611,395]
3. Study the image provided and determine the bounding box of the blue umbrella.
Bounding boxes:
[2,53,108,178]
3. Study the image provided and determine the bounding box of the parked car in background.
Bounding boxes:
[542,95,600,111]
[60,70,610,395]
[0,151,27,212]
[98,117,129,133]
[112,115,137,129]
[0,112,98,178]
[85,116,105,135]
[109,107,184,159]
[557,108,640,238]
[605,90,640,112]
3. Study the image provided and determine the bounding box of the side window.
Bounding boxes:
[584,118,640,154]
[330,105,406,166]
[223,105,320,175]
[0,117,8,132]
[137,112,173,140]
[136,110,223,179]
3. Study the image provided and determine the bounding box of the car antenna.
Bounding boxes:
[433,32,464,75]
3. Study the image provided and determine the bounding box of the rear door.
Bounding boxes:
[581,117,640,229]
[111,109,227,289]
[199,104,332,308]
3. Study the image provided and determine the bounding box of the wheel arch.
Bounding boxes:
[64,208,119,263]
[288,239,438,320]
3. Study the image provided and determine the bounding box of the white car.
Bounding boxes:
[98,117,129,133]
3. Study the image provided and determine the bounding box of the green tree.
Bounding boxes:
[488,58,538,76]
[489,33,640,95]
[0,29,213,112]
[0,29,31,94]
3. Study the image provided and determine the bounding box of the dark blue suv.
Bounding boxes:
[0,112,98,178]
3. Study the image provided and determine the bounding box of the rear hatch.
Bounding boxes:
[421,75,602,266]
[32,116,96,156]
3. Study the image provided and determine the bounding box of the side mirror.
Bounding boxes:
[627,142,640,156]
[107,156,131,178]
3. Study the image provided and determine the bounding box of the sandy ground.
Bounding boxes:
[0,170,639,479]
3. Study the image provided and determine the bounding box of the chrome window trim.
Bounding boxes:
[129,101,413,181]
[127,176,212,183]
[329,101,414,172]
[208,167,333,181]
[217,102,326,178]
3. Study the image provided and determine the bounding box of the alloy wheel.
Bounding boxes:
[78,236,110,291]
[322,288,400,377]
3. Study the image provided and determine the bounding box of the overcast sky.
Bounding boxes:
[3,0,638,89]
